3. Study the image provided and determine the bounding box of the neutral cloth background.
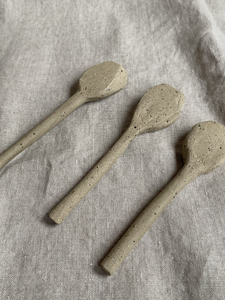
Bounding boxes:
[1,0,225,299]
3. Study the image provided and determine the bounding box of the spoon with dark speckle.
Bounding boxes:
[0,61,127,170]
[99,121,225,275]
[48,84,184,224]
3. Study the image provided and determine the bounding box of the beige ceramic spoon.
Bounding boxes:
[100,121,225,275]
[0,61,127,170]
[48,84,184,224]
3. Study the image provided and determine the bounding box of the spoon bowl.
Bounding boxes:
[79,61,127,101]
[182,121,225,175]
[131,84,184,133]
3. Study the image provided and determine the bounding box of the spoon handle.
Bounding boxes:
[48,125,138,224]
[0,91,86,170]
[99,164,198,275]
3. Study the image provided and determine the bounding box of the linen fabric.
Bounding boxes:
[0,0,225,299]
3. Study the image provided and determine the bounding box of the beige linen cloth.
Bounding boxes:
[1,0,225,299]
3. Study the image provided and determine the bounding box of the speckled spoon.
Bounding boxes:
[0,61,127,170]
[100,121,225,275]
[48,84,184,224]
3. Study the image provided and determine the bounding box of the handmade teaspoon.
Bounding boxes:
[0,61,127,170]
[48,84,184,224]
[100,121,225,275]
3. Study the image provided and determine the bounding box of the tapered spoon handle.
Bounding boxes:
[100,164,199,275]
[48,125,138,224]
[0,92,86,170]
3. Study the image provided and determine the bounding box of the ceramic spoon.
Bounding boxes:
[48,84,184,224]
[100,121,225,275]
[0,61,127,170]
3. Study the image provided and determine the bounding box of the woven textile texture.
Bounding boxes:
[0,0,225,299]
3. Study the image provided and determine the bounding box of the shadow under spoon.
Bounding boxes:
[48,84,184,224]
[0,61,127,170]
[99,121,225,275]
